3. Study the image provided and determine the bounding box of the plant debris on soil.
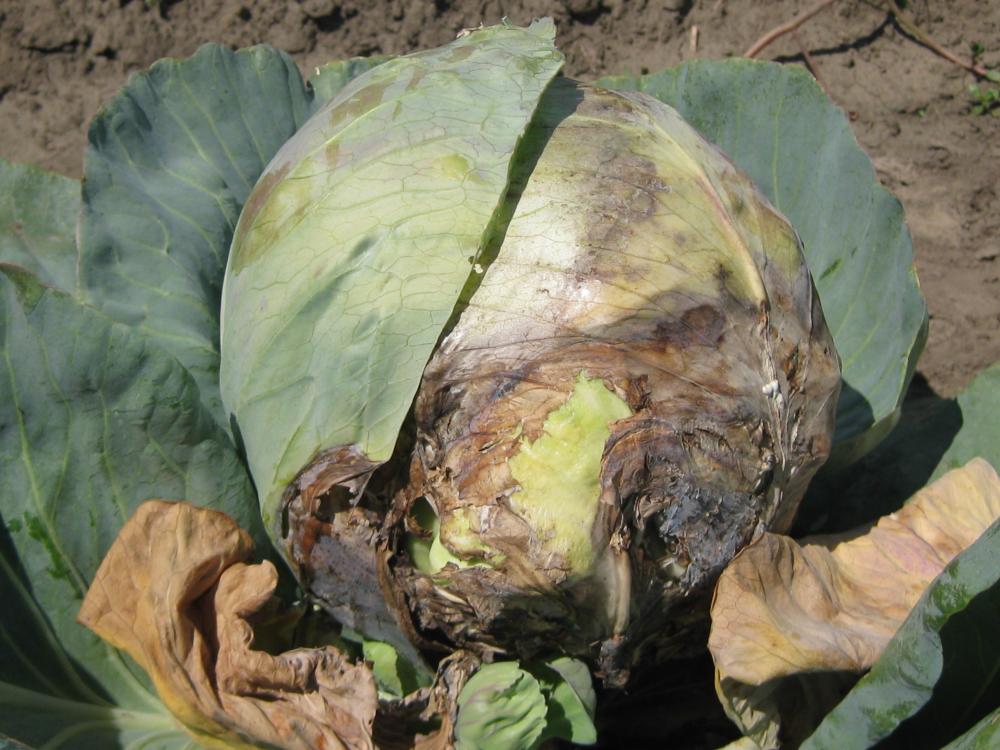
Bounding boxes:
[2,0,998,395]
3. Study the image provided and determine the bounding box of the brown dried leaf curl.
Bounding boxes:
[78,499,378,750]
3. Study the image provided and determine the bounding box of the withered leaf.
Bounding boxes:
[78,500,377,750]
[709,458,1000,748]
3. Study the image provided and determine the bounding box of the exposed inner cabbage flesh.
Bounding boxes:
[506,373,632,575]
[414,373,632,577]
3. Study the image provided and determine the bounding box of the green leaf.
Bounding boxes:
[77,43,315,426]
[0,681,196,750]
[220,20,565,532]
[307,56,393,110]
[454,658,598,750]
[356,637,431,699]
[801,518,1000,749]
[455,662,548,750]
[339,626,433,698]
[941,707,1000,750]
[926,362,1000,479]
[0,519,196,749]
[798,361,1000,533]
[534,657,598,746]
[600,61,927,468]
[0,735,35,750]
[0,264,263,746]
[61,42,394,431]
[362,640,407,699]
[0,160,79,293]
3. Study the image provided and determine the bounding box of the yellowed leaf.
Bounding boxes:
[78,500,377,750]
[709,458,1000,747]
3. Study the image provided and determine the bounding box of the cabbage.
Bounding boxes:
[220,20,840,683]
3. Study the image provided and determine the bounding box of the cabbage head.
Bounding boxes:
[220,19,841,684]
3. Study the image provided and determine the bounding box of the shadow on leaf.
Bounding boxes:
[796,375,963,534]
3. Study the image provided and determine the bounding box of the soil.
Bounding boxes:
[1,0,998,395]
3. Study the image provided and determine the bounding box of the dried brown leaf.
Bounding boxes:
[708,458,1000,747]
[78,500,378,750]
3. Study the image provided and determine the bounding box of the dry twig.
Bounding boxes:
[744,0,839,58]
[745,0,996,82]
[886,0,995,80]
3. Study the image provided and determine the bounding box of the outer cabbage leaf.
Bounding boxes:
[76,44,310,425]
[600,61,927,468]
[454,662,547,750]
[78,500,378,750]
[0,264,264,747]
[0,683,193,750]
[0,528,195,750]
[338,626,432,700]
[453,658,597,750]
[941,708,1000,750]
[709,459,1000,749]
[220,20,564,533]
[803,514,1000,749]
[76,44,380,427]
[0,160,79,293]
[798,360,1000,533]
[360,639,431,700]
[925,362,1000,479]
[536,657,597,746]
[308,57,393,108]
